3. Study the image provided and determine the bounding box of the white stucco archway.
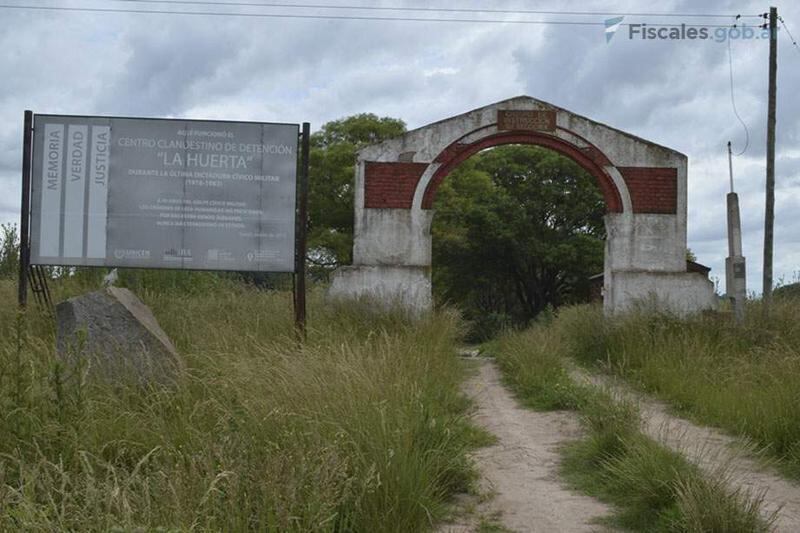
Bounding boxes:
[330,96,716,315]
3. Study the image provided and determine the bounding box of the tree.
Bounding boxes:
[308,114,405,275]
[0,223,19,279]
[432,145,606,334]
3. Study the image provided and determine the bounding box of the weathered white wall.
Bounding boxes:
[329,265,431,313]
[607,271,718,315]
[353,208,433,266]
[605,213,686,273]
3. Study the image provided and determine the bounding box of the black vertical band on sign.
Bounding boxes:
[18,110,34,308]
[294,122,310,339]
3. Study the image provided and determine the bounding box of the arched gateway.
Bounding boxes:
[330,96,716,315]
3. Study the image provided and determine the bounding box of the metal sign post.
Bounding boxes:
[18,110,33,308]
[294,122,310,338]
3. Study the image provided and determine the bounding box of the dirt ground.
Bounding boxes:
[440,357,800,532]
[440,360,612,532]
[573,369,800,532]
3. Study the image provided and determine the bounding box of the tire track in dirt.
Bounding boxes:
[442,360,613,532]
[572,368,800,532]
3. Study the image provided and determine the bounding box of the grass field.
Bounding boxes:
[0,274,484,532]
[555,301,800,479]
[491,314,773,532]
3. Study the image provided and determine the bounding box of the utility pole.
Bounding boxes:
[763,6,777,312]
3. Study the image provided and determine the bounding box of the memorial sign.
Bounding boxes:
[29,115,299,272]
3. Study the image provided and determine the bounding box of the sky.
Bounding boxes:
[0,0,798,294]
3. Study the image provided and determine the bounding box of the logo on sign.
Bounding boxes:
[114,248,151,260]
[207,249,235,262]
[247,250,278,262]
[164,248,193,262]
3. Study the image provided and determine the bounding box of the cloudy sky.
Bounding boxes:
[1,0,798,293]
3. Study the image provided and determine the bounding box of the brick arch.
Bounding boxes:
[332,98,716,316]
[420,131,624,212]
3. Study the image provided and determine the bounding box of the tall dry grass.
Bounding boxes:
[0,277,479,531]
[492,315,773,532]
[558,301,800,478]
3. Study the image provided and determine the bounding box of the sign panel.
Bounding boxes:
[30,115,299,272]
[497,110,557,132]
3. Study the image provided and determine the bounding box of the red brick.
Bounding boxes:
[618,167,678,214]
[364,162,428,209]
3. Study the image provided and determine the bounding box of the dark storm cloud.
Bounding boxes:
[94,18,241,116]
[0,0,797,292]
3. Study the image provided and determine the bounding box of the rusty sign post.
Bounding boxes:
[18,110,33,308]
[294,122,310,339]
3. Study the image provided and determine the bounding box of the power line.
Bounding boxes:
[778,15,800,56]
[109,0,762,19]
[0,3,747,26]
[727,35,749,156]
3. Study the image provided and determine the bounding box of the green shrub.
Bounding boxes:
[0,223,19,279]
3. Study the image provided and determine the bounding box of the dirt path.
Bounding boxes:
[572,369,800,532]
[443,360,612,532]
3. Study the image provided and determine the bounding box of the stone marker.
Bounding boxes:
[56,287,184,386]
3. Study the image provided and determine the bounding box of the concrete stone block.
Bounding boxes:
[56,287,184,386]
